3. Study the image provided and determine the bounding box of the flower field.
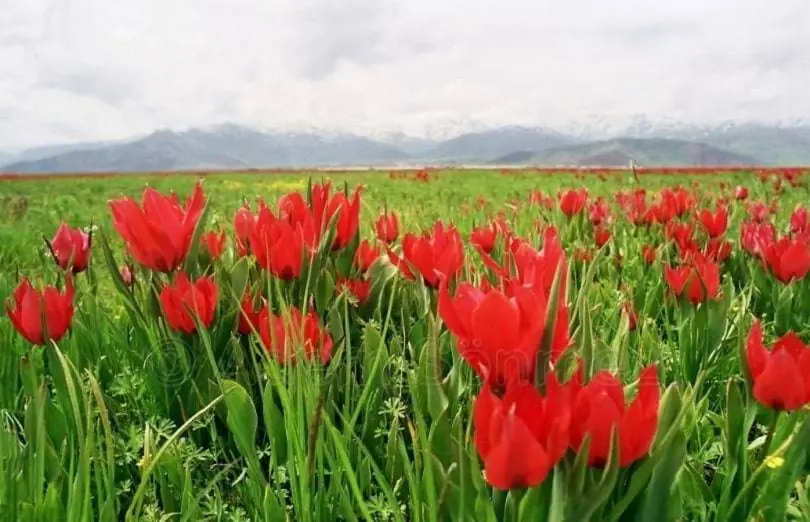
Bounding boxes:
[2,167,810,521]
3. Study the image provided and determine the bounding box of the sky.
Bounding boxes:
[2,0,810,149]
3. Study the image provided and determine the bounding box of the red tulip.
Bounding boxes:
[471,223,498,254]
[248,206,307,280]
[664,258,721,304]
[589,197,610,226]
[237,291,259,335]
[324,186,362,250]
[746,321,810,411]
[439,281,569,387]
[740,222,775,256]
[48,223,91,273]
[760,236,810,284]
[624,301,638,330]
[473,377,572,490]
[705,238,732,263]
[257,306,333,365]
[120,263,134,287]
[574,247,593,262]
[747,202,769,223]
[109,181,205,272]
[642,245,657,265]
[375,211,399,244]
[201,230,226,260]
[791,207,808,236]
[159,272,218,334]
[233,203,257,257]
[734,185,749,200]
[594,227,611,248]
[559,189,588,217]
[698,207,728,238]
[389,221,464,288]
[6,278,74,345]
[354,240,381,273]
[569,366,660,467]
[338,277,372,305]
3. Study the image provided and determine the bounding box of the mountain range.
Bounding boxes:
[3,123,810,174]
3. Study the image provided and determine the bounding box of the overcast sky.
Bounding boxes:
[2,0,810,149]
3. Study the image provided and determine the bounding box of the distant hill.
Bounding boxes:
[494,138,761,166]
[424,126,578,162]
[2,125,410,173]
[682,125,810,165]
[4,123,809,174]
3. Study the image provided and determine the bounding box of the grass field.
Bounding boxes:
[2,167,810,521]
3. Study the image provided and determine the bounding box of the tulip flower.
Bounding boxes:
[324,186,362,250]
[237,291,259,335]
[588,197,610,226]
[664,258,721,304]
[338,277,372,305]
[439,281,569,387]
[740,222,775,256]
[747,202,769,223]
[375,211,399,244]
[159,272,218,334]
[201,230,226,260]
[48,223,91,273]
[258,306,333,365]
[109,181,205,272]
[698,207,728,238]
[791,207,809,236]
[760,236,810,284]
[559,189,588,217]
[6,278,75,345]
[248,206,306,280]
[569,366,660,467]
[388,221,464,288]
[473,377,572,490]
[471,223,498,254]
[233,203,257,257]
[734,185,749,200]
[354,240,381,274]
[746,321,810,411]
[594,227,611,248]
[642,245,657,265]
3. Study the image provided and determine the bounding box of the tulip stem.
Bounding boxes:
[761,411,781,461]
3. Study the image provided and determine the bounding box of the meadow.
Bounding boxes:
[2,167,810,521]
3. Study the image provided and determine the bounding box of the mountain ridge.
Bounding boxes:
[3,123,809,173]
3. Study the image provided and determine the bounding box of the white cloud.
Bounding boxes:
[1,0,809,148]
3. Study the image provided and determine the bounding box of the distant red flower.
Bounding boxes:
[6,278,75,345]
[473,377,572,490]
[594,227,611,248]
[642,245,657,265]
[324,186,363,250]
[109,181,205,272]
[698,207,728,238]
[747,202,769,223]
[120,263,134,287]
[734,186,749,200]
[389,221,464,288]
[257,306,333,365]
[375,211,399,244]
[791,207,809,236]
[624,301,638,330]
[201,230,226,260]
[48,223,91,273]
[569,366,660,467]
[354,240,381,273]
[589,197,610,226]
[760,236,810,284]
[471,223,498,254]
[746,321,810,411]
[559,189,588,218]
[159,272,218,334]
